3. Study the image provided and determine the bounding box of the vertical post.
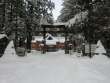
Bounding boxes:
[65,31,67,54]
[65,26,69,54]
[82,41,85,56]
[15,1,18,49]
[43,26,46,54]
[89,40,91,57]
[24,1,27,52]
[88,3,93,58]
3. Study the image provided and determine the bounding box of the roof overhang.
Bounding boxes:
[41,23,66,28]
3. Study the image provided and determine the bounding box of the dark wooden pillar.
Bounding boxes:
[89,38,92,57]
[65,26,69,54]
[42,26,46,54]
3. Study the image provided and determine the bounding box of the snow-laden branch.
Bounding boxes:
[65,11,88,28]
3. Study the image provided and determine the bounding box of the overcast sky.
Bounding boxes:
[52,0,63,21]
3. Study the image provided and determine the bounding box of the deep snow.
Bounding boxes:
[0,41,110,83]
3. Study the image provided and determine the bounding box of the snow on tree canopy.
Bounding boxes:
[0,34,7,39]
[65,11,88,28]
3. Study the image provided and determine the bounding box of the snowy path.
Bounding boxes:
[0,41,110,83]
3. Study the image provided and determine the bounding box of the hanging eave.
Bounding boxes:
[41,23,66,28]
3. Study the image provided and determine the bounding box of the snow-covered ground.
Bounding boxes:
[0,41,110,83]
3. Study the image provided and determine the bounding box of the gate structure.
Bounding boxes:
[41,24,69,54]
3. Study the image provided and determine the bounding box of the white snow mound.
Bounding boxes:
[3,41,16,58]
[95,40,106,54]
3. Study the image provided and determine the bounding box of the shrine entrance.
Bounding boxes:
[41,24,70,54]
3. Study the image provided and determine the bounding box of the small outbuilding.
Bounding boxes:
[31,33,65,51]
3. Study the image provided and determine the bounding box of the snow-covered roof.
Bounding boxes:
[32,36,65,44]
[65,11,88,28]
[0,34,7,39]
[45,33,58,45]
[32,33,59,45]
[32,36,43,43]
[40,11,88,29]
[56,37,65,43]
[40,16,51,25]
[53,22,66,26]
[46,33,58,41]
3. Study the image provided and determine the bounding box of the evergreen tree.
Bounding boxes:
[24,0,55,52]
[59,0,110,43]
[2,0,54,52]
